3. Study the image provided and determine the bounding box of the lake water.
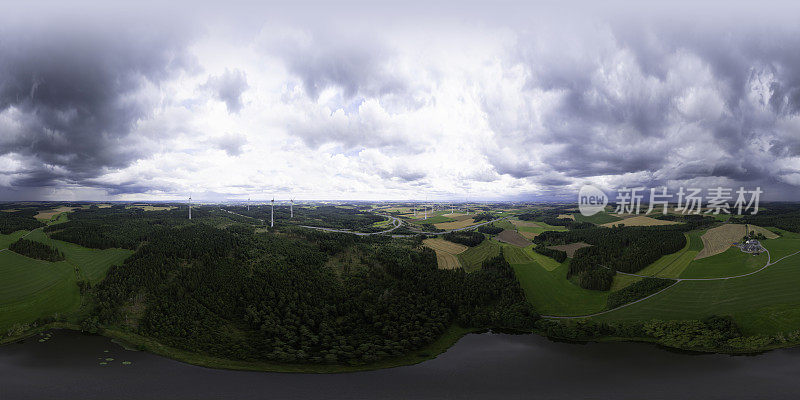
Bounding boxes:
[2,330,800,399]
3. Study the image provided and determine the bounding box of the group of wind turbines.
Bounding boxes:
[187,195,294,228]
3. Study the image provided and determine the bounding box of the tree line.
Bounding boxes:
[9,238,65,262]
[534,224,707,290]
[442,231,485,247]
[0,210,44,234]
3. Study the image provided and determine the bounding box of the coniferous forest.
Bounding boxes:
[45,208,538,366]
[9,238,65,262]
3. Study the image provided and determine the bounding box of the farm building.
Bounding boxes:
[739,239,766,255]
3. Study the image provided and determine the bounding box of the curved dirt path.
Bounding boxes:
[542,247,800,319]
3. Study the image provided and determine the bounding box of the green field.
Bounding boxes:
[24,229,133,284]
[501,244,532,264]
[573,211,621,225]
[521,245,560,271]
[0,230,28,249]
[679,247,767,279]
[609,273,643,291]
[414,215,455,224]
[596,252,800,335]
[458,239,500,271]
[636,231,703,278]
[0,229,133,332]
[510,258,608,316]
[0,250,80,331]
[492,219,515,230]
[763,229,800,260]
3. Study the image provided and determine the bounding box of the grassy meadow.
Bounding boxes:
[0,227,133,332]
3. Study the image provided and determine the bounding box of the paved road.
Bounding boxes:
[542,247,800,319]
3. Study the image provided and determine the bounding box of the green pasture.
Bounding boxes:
[596,253,800,335]
[509,257,608,317]
[458,239,500,272]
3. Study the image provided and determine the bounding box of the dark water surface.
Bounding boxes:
[2,330,800,399]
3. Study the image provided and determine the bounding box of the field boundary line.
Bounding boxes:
[542,247,800,320]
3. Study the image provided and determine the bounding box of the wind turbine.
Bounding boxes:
[247,196,250,211]
[188,194,192,220]
[270,197,274,227]
[424,196,428,220]
[290,198,294,218]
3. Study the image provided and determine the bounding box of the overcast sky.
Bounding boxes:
[1,1,799,201]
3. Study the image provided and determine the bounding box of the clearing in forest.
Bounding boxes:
[548,242,592,258]
[557,214,575,220]
[423,238,468,270]
[34,206,78,220]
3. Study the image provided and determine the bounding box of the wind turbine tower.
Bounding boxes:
[247,196,250,211]
[270,198,274,228]
[188,195,192,220]
[290,198,294,218]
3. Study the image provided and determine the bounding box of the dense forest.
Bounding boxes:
[9,238,65,262]
[534,219,714,290]
[0,210,44,234]
[517,208,594,229]
[45,209,539,366]
[477,224,504,235]
[230,205,386,232]
[740,204,800,233]
[442,231,485,247]
[44,207,196,249]
[533,246,567,263]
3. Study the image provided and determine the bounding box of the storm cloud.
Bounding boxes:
[0,21,195,191]
[1,2,799,201]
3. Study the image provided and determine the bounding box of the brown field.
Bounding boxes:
[434,218,476,230]
[1,209,17,213]
[519,231,540,240]
[423,238,467,269]
[696,224,778,259]
[510,219,543,228]
[34,206,78,220]
[601,215,679,228]
[749,225,779,239]
[448,214,474,221]
[548,242,592,258]
[423,238,469,254]
[496,229,532,247]
[557,214,575,220]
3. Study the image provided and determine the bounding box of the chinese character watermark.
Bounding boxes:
[577,185,762,216]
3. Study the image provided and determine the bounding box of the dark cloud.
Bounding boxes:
[481,23,800,199]
[202,69,249,113]
[270,32,404,99]
[0,23,196,190]
[211,133,248,156]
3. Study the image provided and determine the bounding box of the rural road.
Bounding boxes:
[542,247,800,320]
[0,228,42,254]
